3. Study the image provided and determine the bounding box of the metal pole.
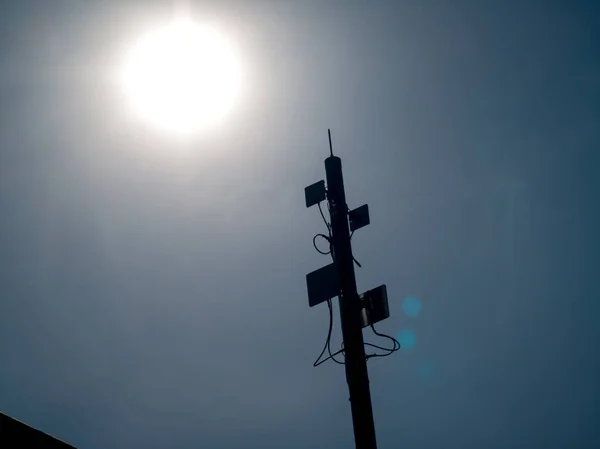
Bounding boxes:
[325,155,377,449]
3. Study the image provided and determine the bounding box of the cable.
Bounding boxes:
[364,342,397,352]
[313,201,344,366]
[365,323,400,361]
[347,208,361,268]
[313,299,345,366]
[312,233,331,255]
[318,202,331,234]
[313,299,333,367]
[315,201,335,260]
[370,323,400,345]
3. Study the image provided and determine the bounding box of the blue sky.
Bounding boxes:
[0,1,599,448]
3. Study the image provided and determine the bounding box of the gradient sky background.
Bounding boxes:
[1,1,599,448]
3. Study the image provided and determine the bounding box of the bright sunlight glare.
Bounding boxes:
[120,18,241,135]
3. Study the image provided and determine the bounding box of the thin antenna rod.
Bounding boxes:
[328,129,334,157]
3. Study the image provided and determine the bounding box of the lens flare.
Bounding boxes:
[397,329,416,350]
[402,296,422,318]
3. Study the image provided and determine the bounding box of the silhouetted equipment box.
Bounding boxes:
[349,204,370,232]
[305,180,326,208]
[306,262,339,307]
[359,285,390,328]
[0,412,76,448]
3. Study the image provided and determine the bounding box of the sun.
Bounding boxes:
[119,18,241,135]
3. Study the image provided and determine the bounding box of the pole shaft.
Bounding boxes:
[325,156,377,449]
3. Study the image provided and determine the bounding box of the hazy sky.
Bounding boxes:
[1,1,599,448]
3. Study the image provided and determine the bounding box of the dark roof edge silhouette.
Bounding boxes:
[0,411,77,448]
